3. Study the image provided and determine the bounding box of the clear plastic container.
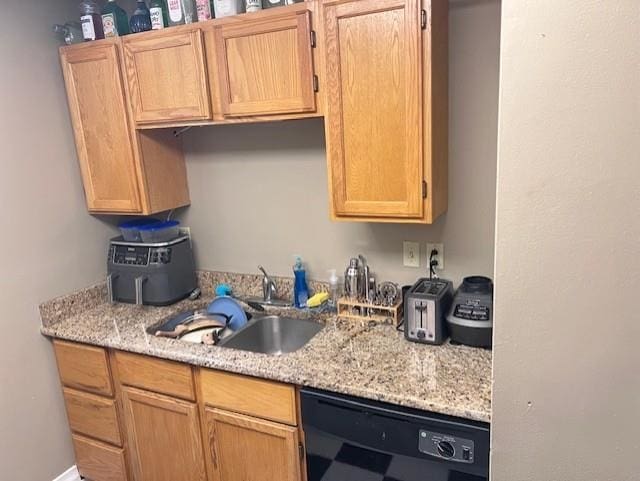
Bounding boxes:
[328,269,340,309]
[118,218,160,242]
[139,220,181,243]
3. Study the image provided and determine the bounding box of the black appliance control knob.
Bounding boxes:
[417,330,426,339]
[437,441,455,459]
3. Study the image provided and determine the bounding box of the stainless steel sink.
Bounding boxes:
[218,315,324,355]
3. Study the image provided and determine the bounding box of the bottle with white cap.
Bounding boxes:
[328,269,340,309]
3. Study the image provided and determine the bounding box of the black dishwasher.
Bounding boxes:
[301,388,490,481]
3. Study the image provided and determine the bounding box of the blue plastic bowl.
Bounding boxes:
[139,220,180,243]
[118,218,160,242]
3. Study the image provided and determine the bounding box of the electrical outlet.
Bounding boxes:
[403,241,420,268]
[426,243,444,270]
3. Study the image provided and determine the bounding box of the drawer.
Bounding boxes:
[114,351,195,401]
[54,340,113,396]
[200,369,297,426]
[63,388,122,446]
[72,434,128,481]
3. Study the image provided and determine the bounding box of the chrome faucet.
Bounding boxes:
[258,265,277,302]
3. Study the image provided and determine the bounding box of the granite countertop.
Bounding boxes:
[40,272,492,422]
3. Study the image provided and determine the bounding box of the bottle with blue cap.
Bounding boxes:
[293,255,309,308]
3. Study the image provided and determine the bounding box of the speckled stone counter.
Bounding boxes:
[40,272,492,422]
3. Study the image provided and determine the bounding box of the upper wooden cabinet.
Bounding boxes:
[123,28,211,124]
[209,6,316,117]
[60,41,190,215]
[323,0,448,223]
[60,43,142,213]
[58,0,448,222]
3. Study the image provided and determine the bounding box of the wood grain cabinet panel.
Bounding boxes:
[63,388,122,446]
[114,351,196,401]
[59,41,190,215]
[206,408,302,481]
[60,42,142,213]
[212,9,316,117]
[200,369,297,425]
[123,29,211,123]
[323,0,448,222]
[122,387,207,481]
[53,340,113,397]
[72,434,128,481]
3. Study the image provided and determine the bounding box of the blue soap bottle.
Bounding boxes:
[293,256,309,308]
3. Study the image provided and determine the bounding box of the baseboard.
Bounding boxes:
[52,465,81,481]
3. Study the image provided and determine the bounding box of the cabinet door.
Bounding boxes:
[213,9,315,117]
[60,43,142,213]
[122,387,207,481]
[324,0,424,219]
[206,408,302,481]
[123,29,211,123]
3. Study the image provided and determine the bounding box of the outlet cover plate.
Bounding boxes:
[426,243,444,270]
[179,227,191,239]
[403,241,420,268]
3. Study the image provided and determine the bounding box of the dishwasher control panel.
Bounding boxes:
[419,430,475,464]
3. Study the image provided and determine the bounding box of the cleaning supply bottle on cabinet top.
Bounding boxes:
[101,0,130,37]
[129,1,152,33]
[195,0,214,21]
[293,256,309,308]
[149,0,169,29]
[167,0,196,25]
[79,1,105,41]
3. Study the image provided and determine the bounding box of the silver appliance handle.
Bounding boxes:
[107,273,118,304]
[135,276,148,306]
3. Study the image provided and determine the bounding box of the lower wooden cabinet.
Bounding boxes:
[53,340,114,397]
[63,388,122,446]
[72,434,128,481]
[206,408,302,481]
[54,341,127,480]
[121,387,207,481]
[53,342,306,481]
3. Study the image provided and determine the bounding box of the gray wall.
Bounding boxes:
[491,1,640,480]
[179,0,501,288]
[0,1,117,480]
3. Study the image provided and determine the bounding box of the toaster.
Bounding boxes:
[107,236,197,306]
[404,278,453,345]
